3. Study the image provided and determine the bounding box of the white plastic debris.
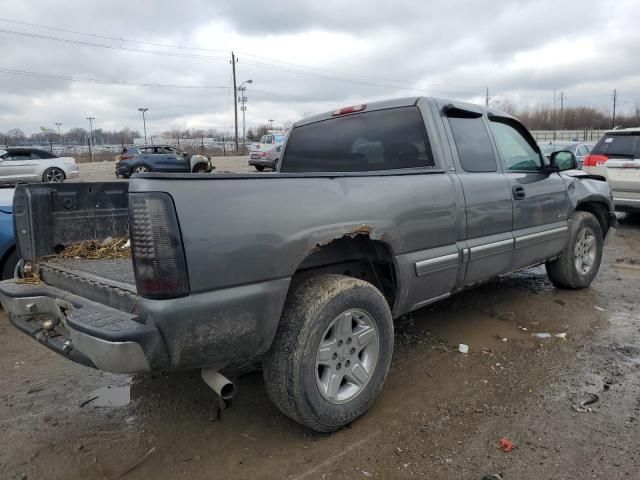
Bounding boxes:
[555,332,567,339]
[121,239,131,250]
[501,337,508,342]
[594,306,606,312]
[458,343,469,354]
[532,332,552,339]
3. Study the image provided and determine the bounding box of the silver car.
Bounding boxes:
[0,148,79,184]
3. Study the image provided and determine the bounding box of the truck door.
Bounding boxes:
[442,105,514,285]
[487,117,570,270]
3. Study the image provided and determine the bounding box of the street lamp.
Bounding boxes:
[86,117,95,162]
[238,80,252,153]
[54,122,62,146]
[269,119,274,131]
[138,107,149,144]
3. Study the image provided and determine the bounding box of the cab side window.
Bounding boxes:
[448,116,497,173]
[490,121,542,172]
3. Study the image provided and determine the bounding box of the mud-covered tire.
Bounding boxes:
[546,211,603,289]
[263,274,393,432]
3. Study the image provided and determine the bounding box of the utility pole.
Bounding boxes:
[485,87,489,107]
[559,91,565,129]
[86,117,95,162]
[238,79,253,154]
[138,107,149,144]
[552,89,557,142]
[269,119,274,131]
[231,52,239,153]
[612,89,617,128]
[55,122,62,146]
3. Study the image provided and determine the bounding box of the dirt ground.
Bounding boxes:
[0,178,638,478]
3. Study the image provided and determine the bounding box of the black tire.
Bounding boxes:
[42,167,65,183]
[263,274,394,432]
[192,163,209,173]
[1,249,19,280]
[255,165,265,172]
[130,164,151,175]
[546,211,603,289]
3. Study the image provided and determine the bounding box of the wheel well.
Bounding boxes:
[291,235,397,308]
[575,202,610,237]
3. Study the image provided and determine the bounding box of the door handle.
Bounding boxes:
[512,186,526,200]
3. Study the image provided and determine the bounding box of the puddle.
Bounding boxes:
[412,309,527,351]
[85,384,131,407]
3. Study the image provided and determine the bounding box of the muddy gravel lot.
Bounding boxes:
[0,164,639,479]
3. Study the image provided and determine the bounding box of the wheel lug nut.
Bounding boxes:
[337,340,343,347]
[345,360,350,367]
[332,353,337,360]
[336,363,341,370]
[350,348,356,355]
[347,338,352,345]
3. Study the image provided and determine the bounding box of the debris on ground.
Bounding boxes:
[482,475,504,480]
[116,446,157,478]
[555,332,567,339]
[499,437,515,452]
[572,393,599,413]
[459,343,469,354]
[15,272,41,285]
[594,306,606,312]
[532,332,552,339]
[55,236,131,260]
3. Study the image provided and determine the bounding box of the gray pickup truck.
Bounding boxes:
[0,97,616,432]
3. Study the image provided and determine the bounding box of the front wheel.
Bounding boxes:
[546,211,603,289]
[43,167,65,183]
[131,164,151,174]
[263,274,393,432]
[254,165,265,172]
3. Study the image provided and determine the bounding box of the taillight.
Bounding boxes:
[332,104,366,116]
[583,154,608,167]
[260,152,270,158]
[120,154,133,161]
[129,192,189,299]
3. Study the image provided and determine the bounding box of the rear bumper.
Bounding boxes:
[0,280,166,373]
[613,196,640,212]
[248,157,277,168]
[0,276,290,373]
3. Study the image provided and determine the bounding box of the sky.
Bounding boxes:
[0,0,639,137]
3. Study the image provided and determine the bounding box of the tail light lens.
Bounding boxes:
[583,154,608,167]
[129,192,189,299]
[260,152,270,158]
[120,154,133,161]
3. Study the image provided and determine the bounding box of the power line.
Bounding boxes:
[0,28,228,61]
[0,67,228,89]
[0,17,227,53]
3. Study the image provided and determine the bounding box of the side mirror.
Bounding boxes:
[276,146,282,153]
[549,150,577,172]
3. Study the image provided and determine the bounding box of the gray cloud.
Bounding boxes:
[0,0,639,136]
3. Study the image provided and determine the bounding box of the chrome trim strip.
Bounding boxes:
[614,197,640,203]
[515,226,568,247]
[415,252,459,276]
[469,238,513,259]
[412,292,451,310]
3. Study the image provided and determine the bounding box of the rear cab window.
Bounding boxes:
[281,106,435,172]
[592,134,638,158]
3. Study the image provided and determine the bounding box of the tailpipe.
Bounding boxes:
[201,368,237,400]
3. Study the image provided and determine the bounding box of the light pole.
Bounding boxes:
[238,80,252,154]
[55,122,62,146]
[138,107,149,144]
[86,117,95,162]
[269,119,274,131]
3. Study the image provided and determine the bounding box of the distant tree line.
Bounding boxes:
[495,101,640,130]
[2,126,140,146]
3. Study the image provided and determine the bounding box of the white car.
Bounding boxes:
[0,147,79,184]
[583,128,640,212]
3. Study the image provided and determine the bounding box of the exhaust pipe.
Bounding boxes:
[201,368,237,400]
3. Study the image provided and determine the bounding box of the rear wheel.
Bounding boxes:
[131,164,151,174]
[263,274,393,432]
[255,165,265,172]
[192,163,209,173]
[0,249,19,280]
[546,211,603,289]
[43,167,65,183]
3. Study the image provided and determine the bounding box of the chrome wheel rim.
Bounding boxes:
[574,227,596,275]
[133,166,149,173]
[315,308,379,404]
[46,169,64,182]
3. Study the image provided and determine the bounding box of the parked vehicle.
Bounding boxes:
[115,145,213,178]
[0,97,616,433]
[583,128,640,212]
[248,133,286,171]
[0,148,79,184]
[539,141,594,168]
[0,187,17,280]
